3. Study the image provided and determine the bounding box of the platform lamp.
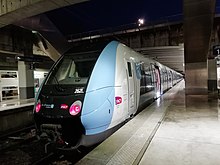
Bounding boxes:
[138,18,145,27]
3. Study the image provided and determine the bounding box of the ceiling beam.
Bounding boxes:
[0,0,88,28]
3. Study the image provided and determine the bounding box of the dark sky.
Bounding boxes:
[216,0,220,14]
[45,0,220,36]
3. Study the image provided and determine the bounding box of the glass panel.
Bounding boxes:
[45,56,96,85]
[1,71,17,78]
[2,87,18,100]
[127,62,132,77]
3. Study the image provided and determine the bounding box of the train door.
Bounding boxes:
[154,65,161,98]
[164,68,168,91]
[169,70,173,88]
[125,60,136,116]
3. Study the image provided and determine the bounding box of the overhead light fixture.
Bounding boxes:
[138,18,144,26]
[32,30,38,34]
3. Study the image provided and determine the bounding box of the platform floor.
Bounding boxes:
[77,80,220,165]
[0,98,34,111]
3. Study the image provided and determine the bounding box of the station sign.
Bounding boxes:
[213,45,220,56]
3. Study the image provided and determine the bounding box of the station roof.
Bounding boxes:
[1,0,220,74]
[45,0,183,36]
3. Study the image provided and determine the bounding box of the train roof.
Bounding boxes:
[65,38,118,54]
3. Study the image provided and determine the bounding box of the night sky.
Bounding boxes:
[45,0,220,36]
[216,0,220,14]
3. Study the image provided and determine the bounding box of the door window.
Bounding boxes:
[127,62,132,77]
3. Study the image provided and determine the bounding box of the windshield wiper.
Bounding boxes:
[53,75,65,92]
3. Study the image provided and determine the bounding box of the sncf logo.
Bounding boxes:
[115,96,122,105]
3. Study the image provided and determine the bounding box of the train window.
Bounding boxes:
[149,67,153,85]
[135,63,142,79]
[140,65,154,95]
[127,62,132,77]
[2,86,18,100]
[45,56,96,86]
[140,65,146,95]
[1,71,17,78]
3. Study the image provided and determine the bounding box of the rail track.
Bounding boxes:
[0,125,95,164]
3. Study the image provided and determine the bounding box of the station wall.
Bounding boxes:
[0,69,48,101]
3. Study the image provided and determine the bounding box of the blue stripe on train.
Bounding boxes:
[81,41,119,135]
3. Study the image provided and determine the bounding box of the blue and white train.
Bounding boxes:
[34,41,182,149]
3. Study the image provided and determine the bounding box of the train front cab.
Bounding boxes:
[33,40,183,149]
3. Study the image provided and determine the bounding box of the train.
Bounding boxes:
[33,40,182,149]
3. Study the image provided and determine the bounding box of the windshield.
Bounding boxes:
[45,55,97,86]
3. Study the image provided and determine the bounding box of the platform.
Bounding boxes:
[0,98,34,112]
[0,98,35,136]
[76,80,220,165]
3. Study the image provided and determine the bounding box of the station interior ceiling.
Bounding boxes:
[0,0,215,75]
[136,45,184,74]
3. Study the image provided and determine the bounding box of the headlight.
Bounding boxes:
[69,100,82,116]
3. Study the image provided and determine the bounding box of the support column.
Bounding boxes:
[184,0,216,95]
[17,29,34,99]
[18,61,34,99]
[208,59,217,91]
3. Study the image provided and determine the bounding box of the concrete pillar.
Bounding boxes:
[18,29,34,99]
[208,59,217,91]
[18,61,34,99]
[184,0,216,95]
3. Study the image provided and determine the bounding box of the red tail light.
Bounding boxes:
[69,100,82,116]
[35,101,41,113]
[115,96,122,105]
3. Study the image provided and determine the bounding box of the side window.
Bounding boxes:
[140,65,155,95]
[127,62,132,77]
